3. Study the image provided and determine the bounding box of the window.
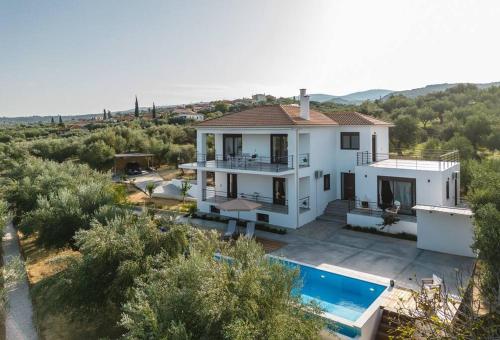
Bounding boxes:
[341,132,360,150]
[223,134,242,159]
[323,174,331,191]
[446,179,450,199]
[271,134,288,164]
[257,213,269,223]
[210,205,220,214]
[377,176,416,215]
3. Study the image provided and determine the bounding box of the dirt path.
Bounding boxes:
[2,222,38,340]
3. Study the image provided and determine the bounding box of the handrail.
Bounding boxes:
[348,197,416,214]
[202,188,288,206]
[356,150,459,170]
[299,196,310,209]
[196,153,294,171]
[298,153,310,167]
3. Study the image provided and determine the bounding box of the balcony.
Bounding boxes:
[356,150,459,171]
[191,153,296,172]
[202,188,288,214]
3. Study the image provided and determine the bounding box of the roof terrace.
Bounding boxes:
[357,150,459,171]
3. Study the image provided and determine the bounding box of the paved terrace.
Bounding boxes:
[185,217,475,295]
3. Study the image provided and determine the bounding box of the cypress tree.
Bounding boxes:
[51,116,55,125]
[152,102,157,119]
[103,109,107,120]
[107,110,112,119]
[58,115,63,126]
[134,96,139,118]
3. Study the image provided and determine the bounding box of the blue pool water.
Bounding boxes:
[280,260,386,322]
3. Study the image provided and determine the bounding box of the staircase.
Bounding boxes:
[317,200,349,224]
[375,308,411,340]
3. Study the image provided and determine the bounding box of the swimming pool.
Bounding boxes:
[274,258,388,338]
[215,253,388,338]
[281,259,386,322]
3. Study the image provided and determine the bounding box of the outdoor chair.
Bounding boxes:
[385,200,401,215]
[244,221,255,239]
[223,220,237,240]
[421,274,443,294]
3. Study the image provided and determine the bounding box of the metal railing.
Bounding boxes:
[298,153,310,167]
[196,153,294,172]
[356,149,459,170]
[347,198,416,217]
[202,188,288,214]
[299,196,310,210]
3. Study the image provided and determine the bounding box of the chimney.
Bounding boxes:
[299,88,310,120]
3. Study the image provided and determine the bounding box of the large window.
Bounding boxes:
[323,174,331,191]
[377,176,416,215]
[341,132,360,150]
[223,134,242,159]
[271,134,288,164]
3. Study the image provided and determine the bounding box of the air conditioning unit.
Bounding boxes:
[314,170,323,179]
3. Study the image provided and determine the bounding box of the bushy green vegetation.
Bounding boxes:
[1,119,196,170]
[314,84,500,159]
[468,159,500,302]
[41,214,323,339]
[0,136,323,337]
[0,85,498,337]
[4,157,124,247]
[121,235,323,339]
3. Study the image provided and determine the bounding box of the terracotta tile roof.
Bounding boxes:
[196,105,336,127]
[280,105,337,125]
[196,105,392,127]
[196,106,293,127]
[324,112,393,126]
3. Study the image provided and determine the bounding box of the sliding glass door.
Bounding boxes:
[271,134,288,164]
[223,134,242,160]
[378,176,416,215]
[273,177,286,205]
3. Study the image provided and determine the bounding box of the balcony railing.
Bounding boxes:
[298,153,310,168]
[202,188,288,214]
[299,196,310,212]
[196,153,294,172]
[356,150,459,170]
[347,198,417,221]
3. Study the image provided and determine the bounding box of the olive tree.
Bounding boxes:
[121,239,325,340]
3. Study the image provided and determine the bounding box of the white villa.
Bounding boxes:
[180,89,475,258]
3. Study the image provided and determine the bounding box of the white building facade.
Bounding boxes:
[180,89,469,251]
[182,89,390,228]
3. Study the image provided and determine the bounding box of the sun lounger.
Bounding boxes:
[224,220,237,239]
[244,221,255,239]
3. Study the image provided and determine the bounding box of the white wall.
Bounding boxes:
[354,164,460,208]
[242,134,270,159]
[298,127,337,218]
[346,213,417,235]
[371,126,389,155]
[417,210,475,257]
[334,126,378,199]
[299,133,310,155]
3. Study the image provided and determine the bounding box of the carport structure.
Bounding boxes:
[114,153,154,174]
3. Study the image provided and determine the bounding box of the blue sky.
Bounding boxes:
[1,0,500,116]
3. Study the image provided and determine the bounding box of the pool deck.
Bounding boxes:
[185,217,475,297]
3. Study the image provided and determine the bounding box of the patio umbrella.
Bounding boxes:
[217,198,262,221]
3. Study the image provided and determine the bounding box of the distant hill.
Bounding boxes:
[309,89,393,104]
[382,81,500,100]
